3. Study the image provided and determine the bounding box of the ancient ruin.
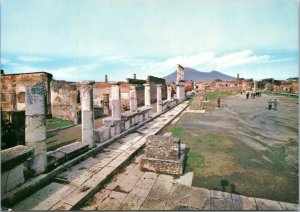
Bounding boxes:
[140,135,186,176]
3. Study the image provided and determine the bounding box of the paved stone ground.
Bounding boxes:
[11,101,187,211]
[80,154,299,211]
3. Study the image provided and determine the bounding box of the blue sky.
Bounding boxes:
[1,0,298,82]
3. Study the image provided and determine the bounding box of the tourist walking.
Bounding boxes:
[217,97,221,108]
[246,92,249,99]
[268,99,273,110]
[273,99,278,111]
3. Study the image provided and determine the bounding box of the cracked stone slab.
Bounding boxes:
[232,194,257,210]
[147,180,173,200]
[49,201,73,211]
[255,198,283,210]
[96,191,127,210]
[129,186,152,198]
[12,182,76,210]
[188,187,210,210]
[81,189,111,210]
[135,176,156,190]
[210,198,234,210]
[119,194,146,210]
[105,173,126,191]
[157,174,175,183]
[140,197,167,210]
[279,202,299,210]
[164,183,192,210]
[211,190,232,199]
[175,172,193,186]
[117,174,142,193]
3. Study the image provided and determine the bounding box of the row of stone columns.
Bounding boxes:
[24,80,185,176]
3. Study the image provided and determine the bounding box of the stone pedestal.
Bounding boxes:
[111,82,121,120]
[140,135,185,176]
[156,84,163,113]
[129,86,138,112]
[144,83,151,107]
[81,80,95,149]
[25,85,47,175]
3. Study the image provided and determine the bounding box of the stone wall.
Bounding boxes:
[140,156,184,176]
[1,72,53,114]
[50,80,79,122]
[145,135,180,160]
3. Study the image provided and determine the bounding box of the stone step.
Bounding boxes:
[47,142,89,168]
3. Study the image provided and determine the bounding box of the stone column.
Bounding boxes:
[167,86,172,101]
[129,85,138,112]
[25,85,47,175]
[111,82,121,119]
[176,84,181,100]
[103,94,109,115]
[144,83,151,107]
[81,80,95,148]
[156,84,163,113]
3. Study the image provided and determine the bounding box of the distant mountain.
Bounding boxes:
[163,67,236,82]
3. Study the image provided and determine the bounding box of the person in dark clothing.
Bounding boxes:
[268,99,273,110]
[217,97,221,108]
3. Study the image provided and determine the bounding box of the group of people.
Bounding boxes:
[268,98,278,110]
[246,91,262,99]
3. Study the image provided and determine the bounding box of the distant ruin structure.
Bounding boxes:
[176,64,185,83]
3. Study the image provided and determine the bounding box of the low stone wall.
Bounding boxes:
[140,153,185,176]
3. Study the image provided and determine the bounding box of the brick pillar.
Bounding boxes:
[167,86,172,101]
[111,82,121,119]
[25,85,47,175]
[129,85,138,112]
[81,80,95,148]
[103,94,109,115]
[156,84,162,113]
[144,83,151,107]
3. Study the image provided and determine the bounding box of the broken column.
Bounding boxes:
[129,85,138,112]
[81,80,95,148]
[176,82,185,102]
[156,84,163,113]
[144,83,151,107]
[25,84,47,175]
[103,93,110,115]
[111,82,121,119]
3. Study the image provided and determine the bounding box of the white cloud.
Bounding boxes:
[1,57,10,65]
[17,56,52,63]
[213,50,271,69]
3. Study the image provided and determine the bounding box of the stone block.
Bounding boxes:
[1,145,34,172]
[210,198,234,210]
[29,154,47,175]
[279,202,299,210]
[119,194,146,210]
[97,191,127,210]
[188,187,210,210]
[25,115,46,142]
[232,194,257,210]
[165,183,191,210]
[255,198,283,210]
[26,140,47,155]
[57,142,89,159]
[1,164,25,194]
[94,126,110,143]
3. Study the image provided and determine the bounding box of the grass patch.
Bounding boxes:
[46,118,74,130]
[206,91,232,100]
[162,125,298,203]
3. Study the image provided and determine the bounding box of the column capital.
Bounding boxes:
[143,83,150,87]
[155,84,162,87]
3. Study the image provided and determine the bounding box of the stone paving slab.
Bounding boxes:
[188,186,210,210]
[97,191,127,210]
[255,197,284,210]
[164,183,191,210]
